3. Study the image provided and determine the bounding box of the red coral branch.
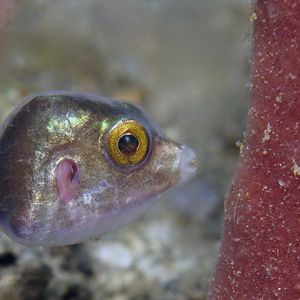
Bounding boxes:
[208,1,300,299]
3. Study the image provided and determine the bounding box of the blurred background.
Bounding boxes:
[0,1,251,299]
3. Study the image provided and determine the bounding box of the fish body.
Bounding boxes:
[0,91,197,246]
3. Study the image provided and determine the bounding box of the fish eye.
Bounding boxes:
[118,134,140,155]
[108,120,149,166]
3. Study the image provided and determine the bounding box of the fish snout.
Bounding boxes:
[178,145,198,185]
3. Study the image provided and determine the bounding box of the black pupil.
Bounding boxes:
[118,134,139,155]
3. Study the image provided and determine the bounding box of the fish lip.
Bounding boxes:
[177,145,198,185]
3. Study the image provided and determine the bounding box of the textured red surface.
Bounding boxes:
[208,1,300,299]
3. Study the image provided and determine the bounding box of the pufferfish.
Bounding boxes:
[0,91,197,247]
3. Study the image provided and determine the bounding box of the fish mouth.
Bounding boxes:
[177,145,198,185]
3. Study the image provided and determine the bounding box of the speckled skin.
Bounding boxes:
[0,91,196,246]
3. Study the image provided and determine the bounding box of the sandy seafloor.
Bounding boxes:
[0,1,251,299]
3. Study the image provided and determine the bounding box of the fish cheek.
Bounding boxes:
[56,158,81,203]
[148,141,181,188]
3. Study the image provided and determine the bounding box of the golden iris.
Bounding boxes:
[108,120,149,166]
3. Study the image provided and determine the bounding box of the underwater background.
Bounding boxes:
[0,1,250,299]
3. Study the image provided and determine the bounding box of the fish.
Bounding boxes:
[0,91,197,246]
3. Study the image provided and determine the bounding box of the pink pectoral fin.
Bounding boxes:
[56,159,80,203]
